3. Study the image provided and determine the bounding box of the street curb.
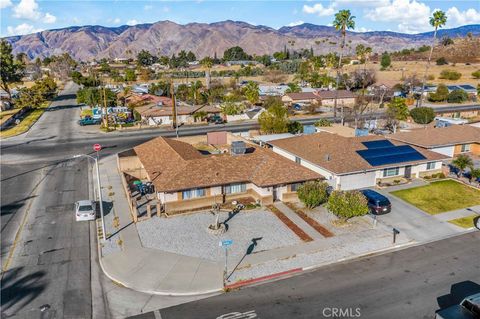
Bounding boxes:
[225,241,415,291]
[225,268,303,290]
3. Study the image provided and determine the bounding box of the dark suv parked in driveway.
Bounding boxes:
[360,189,392,215]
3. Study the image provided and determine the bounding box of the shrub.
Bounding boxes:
[326,190,369,221]
[297,181,330,209]
[314,118,332,127]
[447,89,468,103]
[428,84,448,102]
[439,69,461,80]
[472,70,480,79]
[424,175,431,180]
[393,179,401,184]
[380,52,391,70]
[287,120,303,134]
[427,74,435,81]
[437,172,446,179]
[436,57,448,65]
[410,107,435,124]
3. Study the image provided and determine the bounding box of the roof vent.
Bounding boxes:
[231,141,246,156]
[324,154,331,161]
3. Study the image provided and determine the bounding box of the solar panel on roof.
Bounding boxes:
[459,84,475,90]
[447,85,461,91]
[362,140,394,149]
[357,145,426,167]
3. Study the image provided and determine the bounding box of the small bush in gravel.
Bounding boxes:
[297,181,329,209]
[327,190,369,222]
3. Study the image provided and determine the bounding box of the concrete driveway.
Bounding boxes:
[369,187,463,243]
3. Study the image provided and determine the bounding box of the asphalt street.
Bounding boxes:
[136,231,480,319]
[1,83,94,318]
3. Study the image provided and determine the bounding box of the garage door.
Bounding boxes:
[338,172,376,190]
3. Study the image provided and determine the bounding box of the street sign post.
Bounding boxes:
[93,143,102,152]
[219,240,233,287]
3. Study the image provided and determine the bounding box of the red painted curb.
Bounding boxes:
[225,268,302,290]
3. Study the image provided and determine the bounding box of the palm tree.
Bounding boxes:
[285,82,301,93]
[419,10,447,107]
[200,57,213,90]
[451,154,473,177]
[332,9,355,122]
[243,81,259,105]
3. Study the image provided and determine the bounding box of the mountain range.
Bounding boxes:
[4,20,480,61]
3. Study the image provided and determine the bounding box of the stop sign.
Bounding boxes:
[93,143,102,152]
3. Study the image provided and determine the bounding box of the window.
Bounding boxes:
[383,167,400,177]
[182,188,205,200]
[224,183,246,194]
[295,157,301,164]
[426,162,436,170]
[290,183,302,192]
[461,144,471,153]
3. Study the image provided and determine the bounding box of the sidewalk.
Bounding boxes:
[433,205,480,222]
[96,155,223,296]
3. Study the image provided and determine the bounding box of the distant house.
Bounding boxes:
[225,60,259,66]
[388,125,480,158]
[281,90,356,107]
[259,85,289,96]
[314,90,356,107]
[281,92,321,105]
[269,133,447,190]
[117,136,322,212]
[137,103,221,126]
[226,107,265,122]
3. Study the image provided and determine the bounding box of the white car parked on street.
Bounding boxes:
[75,200,96,221]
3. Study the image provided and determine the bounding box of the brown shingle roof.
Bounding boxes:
[269,133,448,175]
[284,92,320,101]
[137,104,221,117]
[316,90,356,99]
[134,137,322,192]
[388,125,480,148]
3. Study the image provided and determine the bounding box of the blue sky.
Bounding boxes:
[1,0,479,37]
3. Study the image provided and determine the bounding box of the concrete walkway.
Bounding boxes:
[273,202,325,240]
[96,155,223,296]
[433,205,480,222]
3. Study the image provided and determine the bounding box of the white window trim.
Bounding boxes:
[383,167,400,177]
[426,162,436,170]
[460,144,471,153]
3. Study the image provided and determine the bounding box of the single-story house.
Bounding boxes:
[281,90,356,107]
[136,104,221,126]
[259,85,289,96]
[226,107,265,122]
[269,133,448,190]
[388,125,480,158]
[118,137,322,212]
[281,92,321,105]
[314,90,356,107]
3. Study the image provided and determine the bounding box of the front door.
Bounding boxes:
[404,165,412,179]
[272,187,278,202]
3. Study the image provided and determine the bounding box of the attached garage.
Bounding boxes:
[337,171,376,190]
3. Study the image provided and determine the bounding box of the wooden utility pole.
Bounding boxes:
[170,81,178,137]
[102,86,108,129]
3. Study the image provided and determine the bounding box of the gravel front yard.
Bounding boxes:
[136,210,301,262]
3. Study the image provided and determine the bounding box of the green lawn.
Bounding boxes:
[391,180,480,215]
[0,103,49,139]
[448,215,478,228]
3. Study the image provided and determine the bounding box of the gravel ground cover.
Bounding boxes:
[297,204,374,236]
[136,209,301,262]
[228,227,408,283]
